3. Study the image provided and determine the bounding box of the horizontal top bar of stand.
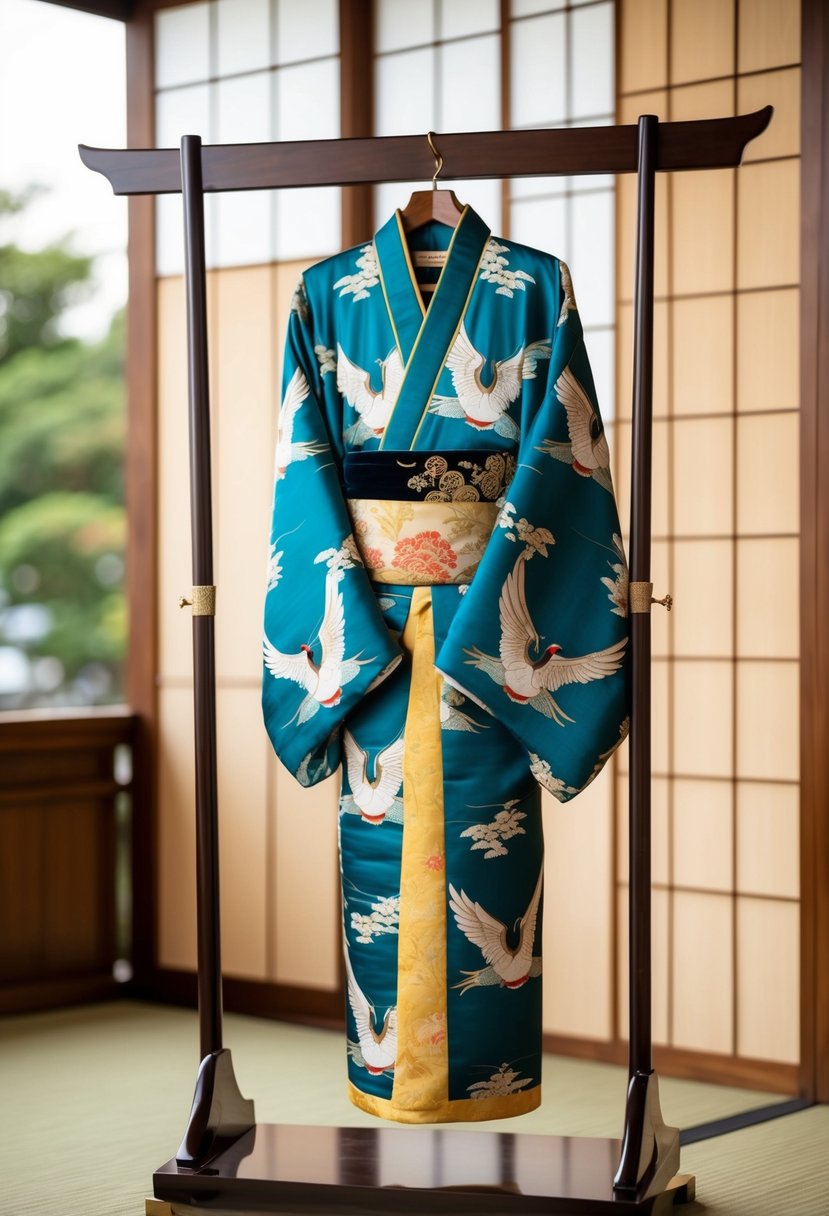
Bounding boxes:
[79,108,771,196]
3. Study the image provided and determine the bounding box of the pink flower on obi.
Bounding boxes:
[393,530,458,580]
[425,853,444,872]
[364,545,384,571]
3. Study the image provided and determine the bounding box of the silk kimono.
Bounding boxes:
[262,205,630,1124]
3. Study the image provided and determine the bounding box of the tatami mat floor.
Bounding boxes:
[1,1001,825,1215]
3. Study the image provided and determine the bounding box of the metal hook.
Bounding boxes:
[427,130,443,191]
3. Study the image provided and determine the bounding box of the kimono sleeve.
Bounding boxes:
[262,284,403,787]
[435,262,630,801]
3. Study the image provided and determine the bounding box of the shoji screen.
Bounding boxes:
[507,0,619,1044]
[153,0,344,993]
[615,0,800,1081]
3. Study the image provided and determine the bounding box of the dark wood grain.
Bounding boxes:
[800,0,829,1106]
[154,1122,686,1214]
[339,0,374,244]
[79,108,773,197]
[124,3,159,992]
[0,711,134,1013]
[134,966,344,1030]
[180,136,223,1063]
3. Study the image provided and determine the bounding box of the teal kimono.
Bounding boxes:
[262,206,629,1123]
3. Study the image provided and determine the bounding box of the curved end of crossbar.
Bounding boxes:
[739,105,774,152]
[78,144,123,190]
[78,144,102,172]
[729,105,768,165]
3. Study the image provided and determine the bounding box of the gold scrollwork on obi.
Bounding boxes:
[348,498,499,586]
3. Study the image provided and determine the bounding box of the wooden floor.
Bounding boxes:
[1,1001,826,1216]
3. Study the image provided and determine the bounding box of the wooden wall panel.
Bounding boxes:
[736,288,799,411]
[0,711,131,1012]
[672,780,733,892]
[671,296,734,415]
[738,0,801,73]
[542,776,614,1041]
[737,897,800,1063]
[155,255,341,995]
[736,160,800,289]
[617,0,803,1085]
[671,0,735,84]
[216,689,269,980]
[736,782,799,900]
[157,686,196,970]
[214,265,277,685]
[620,0,668,92]
[736,662,800,783]
[157,275,193,684]
[672,892,734,1054]
[270,757,340,989]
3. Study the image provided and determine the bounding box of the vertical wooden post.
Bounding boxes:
[180,134,223,1062]
[175,135,255,1167]
[628,113,657,1081]
[614,115,679,1197]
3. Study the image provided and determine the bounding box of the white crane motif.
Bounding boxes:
[341,730,404,824]
[263,569,366,723]
[535,367,613,492]
[429,324,552,439]
[448,866,544,994]
[345,947,397,1074]
[337,345,404,442]
[465,554,626,726]
[274,368,327,480]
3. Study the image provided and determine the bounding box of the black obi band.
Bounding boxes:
[343,449,516,503]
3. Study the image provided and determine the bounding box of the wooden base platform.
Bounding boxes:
[150,1123,695,1214]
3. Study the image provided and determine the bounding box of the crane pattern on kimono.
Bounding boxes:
[340,729,404,824]
[262,562,371,724]
[535,366,613,492]
[449,865,544,994]
[274,368,328,481]
[337,345,404,444]
[428,324,552,439]
[440,683,488,733]
[465,552,627,726]
[345,945,398,1076]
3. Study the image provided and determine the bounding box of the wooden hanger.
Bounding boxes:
[398,131,464,234]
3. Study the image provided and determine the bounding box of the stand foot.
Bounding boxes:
[176,1047,255,1168]
[665,1174,696,1205]
[614,1071,680,1199]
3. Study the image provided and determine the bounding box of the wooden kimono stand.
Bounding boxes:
[81,107,770,1215]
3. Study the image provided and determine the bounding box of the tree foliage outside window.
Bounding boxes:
[0,189,125,709]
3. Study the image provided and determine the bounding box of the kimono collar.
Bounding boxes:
[374,205,491,451]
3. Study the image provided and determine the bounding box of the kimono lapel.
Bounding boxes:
[375,206,490,451]
[374,211,425,365]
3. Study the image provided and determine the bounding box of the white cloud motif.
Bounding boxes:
[351,894,400,944]
[315,344,336,376]
[479,239,536,299]
[461,803,526,859]
[314,535,361,576]
[333,244,380,302]
[496,501,555,558]
[600,533,629,617]
[267,544,283,591]
[529,752,578,801]
[468,1063,533,1099]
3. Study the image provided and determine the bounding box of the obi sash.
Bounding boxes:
[344,449,515,587]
